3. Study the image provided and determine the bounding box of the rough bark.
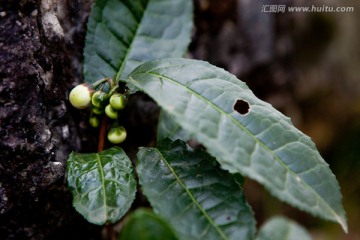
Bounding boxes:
[0,1,101,239]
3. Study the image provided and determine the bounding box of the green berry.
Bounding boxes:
[92,106,104,115]
[92,91,108,108]
[107,126,127,144]
[110,93,126,110]
[89,116,100,128]
[69,84,93,109]
[105,104,118,119]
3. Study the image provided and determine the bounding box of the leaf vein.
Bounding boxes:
[131,71,343,223]
[154,148,229,240]
[96,153,107,221]
[115,0,151,81]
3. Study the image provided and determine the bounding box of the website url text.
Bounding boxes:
[261,5,354,13]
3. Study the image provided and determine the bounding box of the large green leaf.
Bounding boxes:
[67,147,136,225]
[83,0,193,84]
[137,140,256,240]
[157,110,192,143]
[256,216,312,240]
[125,58,347,232]
[119,208,179,240]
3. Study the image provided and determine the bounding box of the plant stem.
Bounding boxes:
[91,78,109,88]
[91,77,115,90]
[98,115,107,152]
[104,224,115,240]
[107,85,119,97]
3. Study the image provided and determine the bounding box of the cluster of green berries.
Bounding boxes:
[69,81,128,144]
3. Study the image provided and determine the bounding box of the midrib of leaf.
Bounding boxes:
[154,148,228,240]
[130,71,344,226]
[96,153,107,218]
[114,0,150,82]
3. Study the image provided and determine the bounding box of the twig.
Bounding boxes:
[98,115,107,152]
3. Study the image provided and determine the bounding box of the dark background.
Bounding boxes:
[0,0,359,239]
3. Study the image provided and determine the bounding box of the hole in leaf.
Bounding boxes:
[234,99,250,115]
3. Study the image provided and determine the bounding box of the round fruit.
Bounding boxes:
[92,91,108,108]
[89,116,100,128]
[92,106,104,115]
[69,84,93,109]
[105,104,118,119]
[109,93,126,110]
[107,126,127,144]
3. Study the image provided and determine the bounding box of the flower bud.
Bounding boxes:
[69,84,93,109]
[107,126,127,144]
[110,93,126,110]
[105,104,118,119]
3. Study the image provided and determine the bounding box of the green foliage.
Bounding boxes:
[67,147,136,225]
[83,0,193,84]
[137,140,256,240]
[256,217,313,240]
[157,110,192,143]
[119,209,178,240]
[66,0,347,238]
[124,58,347,231]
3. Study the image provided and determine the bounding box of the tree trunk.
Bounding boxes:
[0,1,101,239]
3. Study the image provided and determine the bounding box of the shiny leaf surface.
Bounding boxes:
[137,140,256,240]
[67,147,136,225]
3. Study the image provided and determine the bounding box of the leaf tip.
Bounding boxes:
[337,215,348,233]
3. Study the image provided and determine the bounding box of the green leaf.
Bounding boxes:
[157,110,192,143]
[256,216,312,240]
[137,140,256,240]
[67,147,136,225]
[119,208,179,240]
[83,0,193,84]
[125,58,347,232]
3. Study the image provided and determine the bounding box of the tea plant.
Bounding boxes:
[66,0,347,239]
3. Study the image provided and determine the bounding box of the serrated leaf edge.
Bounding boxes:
[152,147,229,240]
[128,65,347,232]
